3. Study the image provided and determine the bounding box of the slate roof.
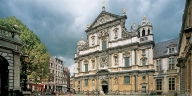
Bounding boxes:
[153,38,179,59]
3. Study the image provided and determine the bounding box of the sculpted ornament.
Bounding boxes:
[92,14,116,28]
[100,52,108,67]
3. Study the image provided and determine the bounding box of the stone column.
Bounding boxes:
[13,53,21,90]
[135,75,138,92]
[132,50,135,65]
[96,75,99,90]
[96,56,99,70]
[163,76,168,93]
[109,54,111,68]
[135,50,137,65]
[108,77,111,91]
[177,58,185,96]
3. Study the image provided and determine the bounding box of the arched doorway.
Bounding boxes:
[0,56,9,96]
[102,81,108,94]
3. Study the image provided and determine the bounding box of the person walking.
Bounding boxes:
[55,90,59,96]
[69,91,72,96]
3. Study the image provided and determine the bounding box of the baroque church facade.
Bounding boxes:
[73,5,180,95]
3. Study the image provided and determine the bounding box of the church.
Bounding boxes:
[73,3,179,95]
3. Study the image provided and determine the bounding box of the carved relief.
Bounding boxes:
[123,51,131,57]
[100,76,108,81]
[84,59,89,64]
[98,29,109,39]
[100,52,108,67]
[92,14,116,28]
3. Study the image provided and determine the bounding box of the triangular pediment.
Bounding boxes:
[89,11,122,29]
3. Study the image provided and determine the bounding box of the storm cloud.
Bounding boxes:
[0,0,185,75]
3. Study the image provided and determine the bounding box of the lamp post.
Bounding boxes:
[22,54,29,91]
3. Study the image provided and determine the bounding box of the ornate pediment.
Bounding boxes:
[89,12,121,29]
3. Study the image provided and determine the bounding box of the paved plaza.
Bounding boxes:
[41,94,166,96]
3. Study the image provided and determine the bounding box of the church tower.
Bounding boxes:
[137,16,153,42]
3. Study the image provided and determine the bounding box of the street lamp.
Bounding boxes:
[22,54,29,91]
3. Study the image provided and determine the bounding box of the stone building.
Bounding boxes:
[44,56,67,93]
[63,67,70,92]
[0,25,22,95]
[74,5,155,95]
[177,0,192,95]
[153,38,180,95]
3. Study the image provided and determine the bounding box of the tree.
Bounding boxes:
[0,16,50,84]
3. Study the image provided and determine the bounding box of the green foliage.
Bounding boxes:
[0,16,50,83]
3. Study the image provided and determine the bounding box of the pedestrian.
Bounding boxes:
[69,91,72,96]
[87,91,90,96]
[55,90,59,96]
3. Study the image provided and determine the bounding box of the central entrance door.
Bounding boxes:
[0,56,9,96]
[102,81,108,94]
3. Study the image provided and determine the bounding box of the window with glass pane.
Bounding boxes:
[85,79,88,86]
[142,49,146,54]
[156,79,162,90]
[102,41,107,50]
[169,78,175,90]
[142,59,146,66]
[124,57,130,67]
[168,58,174,69]
[124,76,130,84]
[85,64,88,72]
[156,59,162,71]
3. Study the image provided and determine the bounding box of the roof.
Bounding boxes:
[153,38,179,59]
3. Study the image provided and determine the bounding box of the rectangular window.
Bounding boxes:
[172,48,174,52]
[169,58,175,70]
[85,79,88,86]
[156,79,162,90]
[102,41,107,50]
[85,64,88,72]
[169,78,175,90]
[169,48,171,53]
[124,76,130,84]
[124,57,130,67]
[142,59,146,66]
[142,49,145,54]
[156,59,162,71]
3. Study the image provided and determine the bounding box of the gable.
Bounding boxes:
[89,11,122,29]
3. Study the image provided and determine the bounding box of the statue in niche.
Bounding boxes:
[114,77,118,84]
[92,79,95,86]
[92,60,95,69]
[113,54,118,65]
[91,36,95,45]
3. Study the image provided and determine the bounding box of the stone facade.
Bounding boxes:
[153,38,180,95]
[177,0,192,96]
[45,56,67,93]
[0,25,22,95]
[74,6,155,95]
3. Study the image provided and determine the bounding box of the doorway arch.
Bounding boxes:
[101,81,108,94]
[0,56,9,96]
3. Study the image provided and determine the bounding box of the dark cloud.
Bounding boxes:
[0,0,185,75]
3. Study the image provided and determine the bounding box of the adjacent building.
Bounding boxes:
[44,56,68,93]
[177,0,192,95]
[153,38,180,95]
[0,25,22,96]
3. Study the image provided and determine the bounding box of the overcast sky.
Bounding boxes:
[0,0,185,75]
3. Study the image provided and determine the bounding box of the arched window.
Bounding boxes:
[142,29,145,36]
[148,29,150,35]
